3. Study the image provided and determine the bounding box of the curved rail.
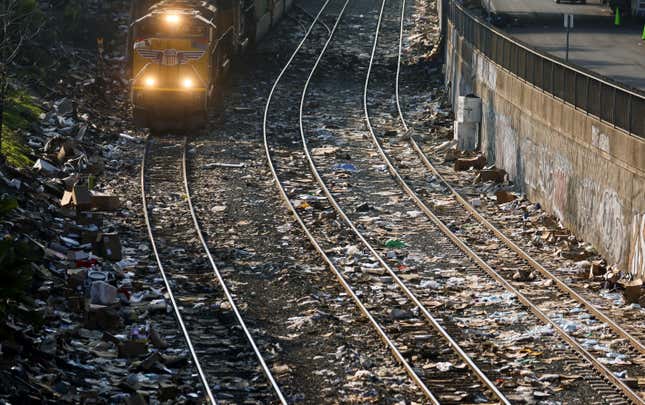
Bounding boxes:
[366,4,645,403]
[181,139,287,404]
[297,0,509,402]
[408,137,645,355]
[286,14,308,36]
[294,3,332,36]
[262,0,438,401]
[141,137,217,405]
[399,0,644,362]
[400,0,644,359]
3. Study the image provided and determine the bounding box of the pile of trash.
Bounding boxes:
[0,87,162,401]
[0,14,200,398]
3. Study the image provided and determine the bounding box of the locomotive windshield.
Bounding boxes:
[135,16,209,40]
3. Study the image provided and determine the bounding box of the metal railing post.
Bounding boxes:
[573,72,577,107]
[612,87,616,125]
[585,76,589,114]
[627,95,632,135]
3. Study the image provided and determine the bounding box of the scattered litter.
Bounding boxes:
[203,162,245,169]
[90,281,118,305]
[384,239,406,249]
[332,163,358,173]
[33,159,60,175]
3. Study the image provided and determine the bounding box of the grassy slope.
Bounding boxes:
[3,90,41,168]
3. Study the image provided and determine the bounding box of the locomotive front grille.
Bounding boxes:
[161,50,178,66]
[133,88,206,112]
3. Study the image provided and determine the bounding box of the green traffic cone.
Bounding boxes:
[614,7,621,26]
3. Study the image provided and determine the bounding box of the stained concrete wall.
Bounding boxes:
[445,20,645,277]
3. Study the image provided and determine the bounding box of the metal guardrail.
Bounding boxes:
[447,1,645,139]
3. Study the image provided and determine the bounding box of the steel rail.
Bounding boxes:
[261,0,438,401]
[297,0,509,401]
[367,6,645,404]
[296,0,442,400]
[409,137,645,355]
[294,3,332,36]
[401,144,645,405]
[286,14,309,35]
[140,137,217,405]
[397,0,644,360]
[180,139,288,405]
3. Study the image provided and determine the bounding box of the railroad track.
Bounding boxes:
[137,0,644,402]
[360,0,645,401]
[263,0,515,402]
[294,3,332,35]
[288,2,334,37]
[291,0,638,402]
[412,133,645,345]
[141,136,286,404]
[398,9,645,356]
[265,0,644,401]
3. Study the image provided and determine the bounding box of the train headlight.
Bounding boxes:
[181,78,194,88]
[165,14,180,24]
[144,77,156,87]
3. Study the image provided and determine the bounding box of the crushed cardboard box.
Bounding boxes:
[61,184,92,210]
[90,191,120,211]
[620,279,642,304]
[454,155,486,171]
[495,190,517,204]
[476,168,506,183]
[61,187,120,212]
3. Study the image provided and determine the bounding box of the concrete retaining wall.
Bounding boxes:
[445,20,645,277]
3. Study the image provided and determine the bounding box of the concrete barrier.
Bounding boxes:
[445,20,645,277]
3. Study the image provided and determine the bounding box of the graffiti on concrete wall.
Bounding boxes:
[576,177,596,236]
[596,189,626,264]
[629,214,645,279]
[575,177,626,265]
[520,138,541,193]
[535,149,572,224]
[591,125,610,154]
[473,52,496,90]
[493,113,570,223]
[496,113,628,265]
[469,52,498,161]
[451,25,637,272]
[551,156,570,222]
[494,114,518,180]
[495,117,627,266]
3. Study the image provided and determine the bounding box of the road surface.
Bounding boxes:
[483,0,645,90]
[486,0,611,17]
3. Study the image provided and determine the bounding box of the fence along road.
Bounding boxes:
[447,1,645,139]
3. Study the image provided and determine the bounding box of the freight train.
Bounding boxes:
[127,0,291,130]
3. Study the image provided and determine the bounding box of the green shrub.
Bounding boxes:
[2,90,40,168]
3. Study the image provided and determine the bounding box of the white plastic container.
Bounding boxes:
[454,121,478,151]
[456,95,482,123]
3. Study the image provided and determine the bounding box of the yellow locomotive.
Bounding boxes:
[128,0,290,130]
